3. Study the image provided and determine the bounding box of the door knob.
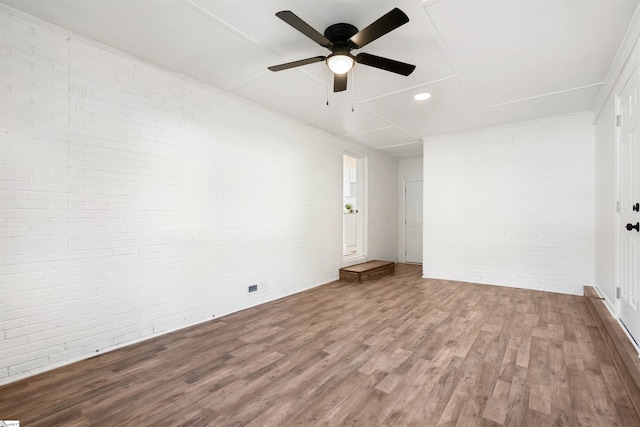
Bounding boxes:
[626,222,640,232]
[634,203,640,212]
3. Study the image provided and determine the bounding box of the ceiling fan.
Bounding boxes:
[268,8,416,92]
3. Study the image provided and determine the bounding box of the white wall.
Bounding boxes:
[423,112,595,295]
[0,10,398,384]
[364,152,399,262]
[397,157,423,262]
[594,95,618,306]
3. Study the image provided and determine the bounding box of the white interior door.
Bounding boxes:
[618,67,640,344]
[405,181,423,264]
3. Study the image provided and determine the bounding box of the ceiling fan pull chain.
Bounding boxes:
[351,67,355,112]
[326,66,330,106]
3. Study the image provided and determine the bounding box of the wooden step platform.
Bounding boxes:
[339,260,395,282]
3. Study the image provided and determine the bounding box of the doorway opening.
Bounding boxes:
[343,153,366,259]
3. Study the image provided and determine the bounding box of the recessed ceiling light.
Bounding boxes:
[414,92,431,101]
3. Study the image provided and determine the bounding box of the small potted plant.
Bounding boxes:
[344,203,353,213]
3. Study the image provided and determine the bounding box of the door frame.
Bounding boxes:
[343,151,367,262]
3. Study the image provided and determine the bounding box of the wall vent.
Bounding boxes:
[248,284,258,293]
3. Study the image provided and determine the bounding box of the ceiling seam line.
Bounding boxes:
[354,74,457,104]
[183,0,280,56]
[392,151,424,157]
[221,71,270,93]
[184,0,342,92]
[350,102,421,142]
[411,2,489,122]
[183,0,331,92]
[340,126,396,138]
[483,82,605,109]
[377,140,422,149]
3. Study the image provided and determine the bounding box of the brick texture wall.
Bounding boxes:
[422,113,595,295]
[0,9,398,384]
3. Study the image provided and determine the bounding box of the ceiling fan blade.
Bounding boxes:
[276,11,332,48]
[334,73,348,92]
[349,8,409,49]
[268,56,326,72]
[356,53,416,76]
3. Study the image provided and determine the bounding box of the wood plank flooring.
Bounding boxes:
[1,263,639,426]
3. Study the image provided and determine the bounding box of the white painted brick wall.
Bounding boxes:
[422,113,595,295]
[366,153,399,262]
[0,9,398,384]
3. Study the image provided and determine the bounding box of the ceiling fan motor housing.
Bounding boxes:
[324,23,359,49]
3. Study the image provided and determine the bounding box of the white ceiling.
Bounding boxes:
[2,0,638,157]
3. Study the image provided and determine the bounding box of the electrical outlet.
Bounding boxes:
[248,282,268,294]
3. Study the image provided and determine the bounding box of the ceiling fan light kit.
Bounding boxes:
[327,54,354,74]
[268,8,416,92]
